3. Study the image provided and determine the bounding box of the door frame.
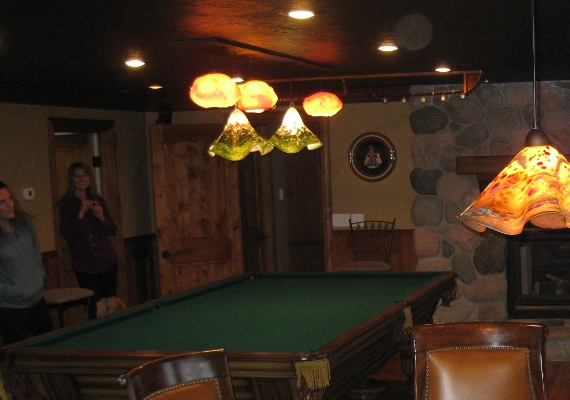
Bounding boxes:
[47,118,125,292]
[242,113,333,272]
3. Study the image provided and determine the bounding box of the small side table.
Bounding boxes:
[43,287,95,328]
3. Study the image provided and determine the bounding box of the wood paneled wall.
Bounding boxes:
[330,229,417,272]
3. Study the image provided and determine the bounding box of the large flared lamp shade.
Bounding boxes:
[458,144,570,235]
[190,73,241,108]
[237,80,278,113]
[302,92,343,117]
[269,107,323,153]
[208,108,274,161]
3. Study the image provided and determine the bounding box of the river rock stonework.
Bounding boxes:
[408,82,570,336]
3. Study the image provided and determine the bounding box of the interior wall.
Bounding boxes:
[0,100,414,254]
[0,102,151,252]
[328,102,415,228]
[146,101,416,230]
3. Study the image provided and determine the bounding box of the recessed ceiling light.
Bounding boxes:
[149,85,163,89]
[288,10,314,19]
[435,63,451,73]
[125,58,145,68]
[378,43,398,52]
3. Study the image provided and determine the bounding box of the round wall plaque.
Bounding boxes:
[348,132,397,182]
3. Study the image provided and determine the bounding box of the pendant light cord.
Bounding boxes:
[289,64,294,107]
[532,0,538,130]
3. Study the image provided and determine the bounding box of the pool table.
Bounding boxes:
[3,271,456,400]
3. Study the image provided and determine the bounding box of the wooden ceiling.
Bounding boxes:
[1,0,569,111]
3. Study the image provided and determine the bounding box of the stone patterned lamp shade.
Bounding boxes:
[208,108,274,161]
[190,73,241,108]
[237,80,278,113]
[269,107,323,153]
[302,92,343,117]
[459,144,570,235]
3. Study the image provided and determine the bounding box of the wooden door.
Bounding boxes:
[151,124,244,297]
[240,116,327,273]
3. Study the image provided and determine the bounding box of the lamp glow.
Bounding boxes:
[457,0,570,235]
[190,73,241,108]
[237,80,278,113]
[303,92,343,117]
[269,107,323,153]
[458,143,570,235]
[208,109,274,161]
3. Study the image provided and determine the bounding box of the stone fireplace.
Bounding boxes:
[507,228,570,319]
[408,81,570,360]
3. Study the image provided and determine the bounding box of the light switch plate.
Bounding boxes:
[22,188,35,200]
[332,214,351,227]
[350,213,364,223]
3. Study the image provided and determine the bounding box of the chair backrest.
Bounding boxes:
[408,322,548,400]
[118,349,235,400]
[349,218,396,263]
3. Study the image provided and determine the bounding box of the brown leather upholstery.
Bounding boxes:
[408,322,548,400]
[118,349,235,400]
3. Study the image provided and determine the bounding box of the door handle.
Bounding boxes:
[161,250,170,259]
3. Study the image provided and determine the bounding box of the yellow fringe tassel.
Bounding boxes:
[295,358,331,390]
[404,306,413,328]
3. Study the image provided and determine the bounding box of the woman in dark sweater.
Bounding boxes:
[0,180,53,345]
[59,162,118,318]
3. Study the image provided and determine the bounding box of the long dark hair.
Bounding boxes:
[0,180,32,236]
[63,162,98,200]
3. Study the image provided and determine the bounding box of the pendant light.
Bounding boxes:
[269,66,323,153]
[190,73,241,108]
[270,107,323,153]
[303,91,343,117]
[458,0,570,235]
[237,80,278,113]
[208,108,274,161]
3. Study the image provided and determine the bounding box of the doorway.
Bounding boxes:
[48,118,125,298]
[239,114,332,273]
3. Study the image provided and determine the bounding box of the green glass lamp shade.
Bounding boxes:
[208,109,274,161]
[269,107,323,153]
[458,144,570,234]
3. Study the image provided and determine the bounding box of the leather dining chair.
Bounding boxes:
[408,322,548,400]
[118,349,235,400]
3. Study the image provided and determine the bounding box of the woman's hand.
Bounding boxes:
[78,200,104,221]
[91,201,105,221]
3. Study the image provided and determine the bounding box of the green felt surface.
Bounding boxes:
[16,272,443,353]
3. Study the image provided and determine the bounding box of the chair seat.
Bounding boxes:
[43,288,94,304]
[337,260,391,271]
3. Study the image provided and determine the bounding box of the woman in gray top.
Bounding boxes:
[0,180,53,345]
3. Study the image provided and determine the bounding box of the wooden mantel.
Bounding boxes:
[456,156,512,178]
[456,156,512,190]
[457,154,570,190]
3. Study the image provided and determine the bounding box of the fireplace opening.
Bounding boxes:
[507,228,570,319]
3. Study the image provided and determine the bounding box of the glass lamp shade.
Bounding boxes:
[208,108,274,161]
[189,73,241,108]
[458,144,570,235]
[237,80,278,113]
[302,92,343,117]
[269,107,323,153]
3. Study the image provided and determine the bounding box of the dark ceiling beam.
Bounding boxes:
[169,37,335,70]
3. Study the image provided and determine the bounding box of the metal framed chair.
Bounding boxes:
[118,349,235,400]
[338,218,396,271]
[408,322,548,400]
